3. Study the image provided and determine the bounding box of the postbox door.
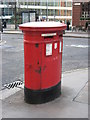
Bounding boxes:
[41,37,63,89]
[24,43,42,90]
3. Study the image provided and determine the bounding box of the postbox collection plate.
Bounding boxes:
[46,43,52,56]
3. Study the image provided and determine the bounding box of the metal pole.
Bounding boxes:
[0,1,3,43]
[46,0,48,21]
[27,0,28,9]
[0,1,3,33]
[53,0,55,21]
[15,1,17,29]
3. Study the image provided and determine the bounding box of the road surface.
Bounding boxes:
[0,33,88,87]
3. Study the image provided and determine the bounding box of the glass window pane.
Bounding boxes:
[42,9,46,15]
[67,2,72,7]
[48,9,54,16]
[60,10,66,16]
[42,2,46,6]
[61,1,66,7]
[35,2,40,6]
[67,10,71,16]
[55,10,60,16]
[48,2,54,6]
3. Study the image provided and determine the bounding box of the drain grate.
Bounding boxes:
[4,79,23,89]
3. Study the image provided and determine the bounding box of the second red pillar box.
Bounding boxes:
[19,22,66,104]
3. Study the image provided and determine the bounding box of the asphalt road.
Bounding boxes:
[0,33,88,87]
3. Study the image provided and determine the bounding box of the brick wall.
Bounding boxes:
[72,2,90,27]
[79,20,88,26]
[72,3,81,26]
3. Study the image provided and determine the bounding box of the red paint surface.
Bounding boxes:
[19,22,66,90]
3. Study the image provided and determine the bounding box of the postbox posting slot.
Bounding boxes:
[41,33,56,38]
[42,33,56,57]
[44,36,54,39]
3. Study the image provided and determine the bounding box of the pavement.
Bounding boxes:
[0,68,88,118]
[64,31,89,38]
[0,28,89,38]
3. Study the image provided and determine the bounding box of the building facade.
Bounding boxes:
[72,1,90,27]
[0,0,72,25]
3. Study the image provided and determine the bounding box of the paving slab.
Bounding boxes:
[74,83,88,104]
[2,90,88,118]
[62,69,88,100]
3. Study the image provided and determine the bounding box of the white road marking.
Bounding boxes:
[0,40,6,46]
[66,45,89,48]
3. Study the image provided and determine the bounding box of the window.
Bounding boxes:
[25,2,27,5]
[81,2,90,19]
[67,2,72,7]
[55,2,59,6]
[35,2,40,6]
[42,2,46,6]
[55,10,60,16]
[48,2,54,6]
[20,2,23,5]
[42,9,46,16]
[67,10,71,16]
[60,10,66,16]
[48,9,54,16]
[61,1,66,7]
[37,9,41,15]
[29,2,35,6]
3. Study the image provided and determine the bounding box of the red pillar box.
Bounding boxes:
[19,22,66,104]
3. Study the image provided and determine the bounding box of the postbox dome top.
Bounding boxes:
[19,22,66,28]
[19,22,66,32]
